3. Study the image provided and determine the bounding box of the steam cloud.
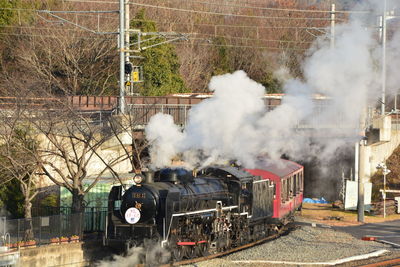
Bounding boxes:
[146,1,400,169]
[95,245,170,266]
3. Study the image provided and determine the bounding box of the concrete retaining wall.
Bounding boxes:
[18,241,109,267]
[364,130,400,181]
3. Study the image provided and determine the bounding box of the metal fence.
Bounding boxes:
[82,207,107,233]
[0,208,109,248]
[127,102,281,126]
[127,104,191,126]
[32,206,108,233]
[3,213,83,248]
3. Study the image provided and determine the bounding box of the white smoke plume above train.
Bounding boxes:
[146,1,400,169]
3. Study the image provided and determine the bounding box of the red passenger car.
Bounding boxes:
[246,159,304,221]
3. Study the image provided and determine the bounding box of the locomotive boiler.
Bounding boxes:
[104,159,304,262]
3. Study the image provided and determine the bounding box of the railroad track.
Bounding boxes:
[360,258,400,267]
[158,223,296,267]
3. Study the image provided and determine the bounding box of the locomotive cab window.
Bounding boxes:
[240,182,252,212]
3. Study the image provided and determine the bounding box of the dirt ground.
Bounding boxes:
[299,203,400,226]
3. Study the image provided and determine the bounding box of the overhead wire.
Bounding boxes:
[0,25,317,45]
[148,0,368,14]
[0,32,115,40]
[127,2,343,21]
[174,39,309,51]
[0,9,334,30]
[56,0,345,21]
[0,1,340,51]
[58,0,370,14]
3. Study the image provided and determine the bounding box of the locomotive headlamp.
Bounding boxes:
[133,174,144,185]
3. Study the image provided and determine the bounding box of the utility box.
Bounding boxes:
[344,180,372,211]
[395,197,400,213]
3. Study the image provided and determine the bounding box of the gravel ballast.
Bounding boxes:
[184,224,393,267]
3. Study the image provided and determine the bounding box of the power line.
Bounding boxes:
[0,32,114,40]
[59,0,345,21]
[59,0,370,14]
[0,8,333,30]
[128,2,343,21]
[1,25,315,45]
[0,7,117,13]
[130,18,329,30]
[174,39,308,51]
[148,0,362,14]
[0,30,308,51]
[188,32,314,44]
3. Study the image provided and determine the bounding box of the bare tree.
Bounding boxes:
[108,110,150,173]
[0,108,40,240]
[0,26,118,96]
[30,108,128,213]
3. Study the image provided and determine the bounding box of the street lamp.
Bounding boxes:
[377,162,391,218]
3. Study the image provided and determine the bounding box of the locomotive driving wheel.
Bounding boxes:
[172,245,184,261]
[195,242,209,256]
[183,245,194,259]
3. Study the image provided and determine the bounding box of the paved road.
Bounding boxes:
[333,220,400,248]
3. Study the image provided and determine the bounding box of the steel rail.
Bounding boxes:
[155,223,296,267]
[358,257,400,267]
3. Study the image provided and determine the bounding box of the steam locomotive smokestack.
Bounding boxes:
[144,171,154,183]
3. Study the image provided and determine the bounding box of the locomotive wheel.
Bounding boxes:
[172,246,184,261]
[239,231,249,245]
[181,245,193,259]
[195,242,209,257]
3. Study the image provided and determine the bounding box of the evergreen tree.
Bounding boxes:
[0,179,24,218]
[0,0,15,27]
[0,0,39,28]
[259,72,282,94]
[130,10,188,96]
[212,37,234,76]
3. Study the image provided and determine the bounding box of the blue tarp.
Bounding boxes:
[303,197,329,204]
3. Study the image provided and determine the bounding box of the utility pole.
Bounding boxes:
[125,1,130,63]
[119,0,126,114]
[330,4,335,49]
[124,0,132,97]
[116,4,187,102]
[381,0,387,116]
[357,139,366,222]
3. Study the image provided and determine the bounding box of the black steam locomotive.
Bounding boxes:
[104,159,304,262]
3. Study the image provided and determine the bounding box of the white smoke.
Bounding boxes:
[145,1,400,168]
[95,245,170,266]
[96,247,143,267]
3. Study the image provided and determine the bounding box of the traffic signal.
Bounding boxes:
[132,71,139,82]
[125,62,133,74]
